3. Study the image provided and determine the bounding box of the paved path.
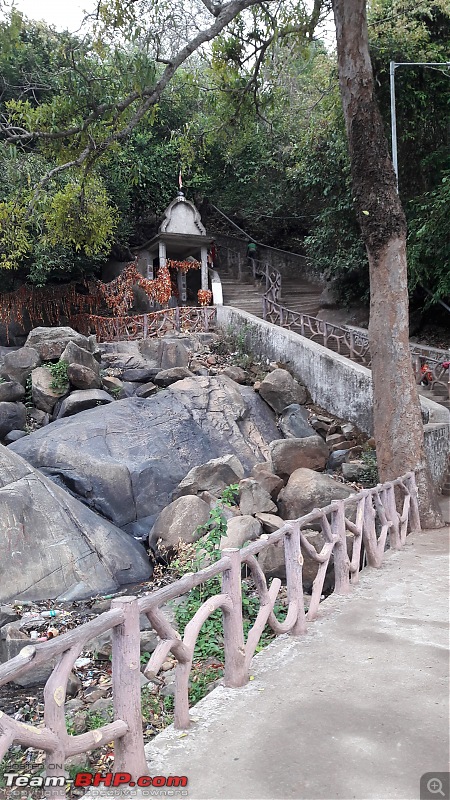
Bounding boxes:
[146,527,449,800]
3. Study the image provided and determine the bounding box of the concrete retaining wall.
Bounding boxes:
[217,306,449,487]
[424,424,450,490]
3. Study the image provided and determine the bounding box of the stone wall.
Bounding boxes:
[217,306,450,488]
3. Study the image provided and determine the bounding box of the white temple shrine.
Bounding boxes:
[138,191,214,304]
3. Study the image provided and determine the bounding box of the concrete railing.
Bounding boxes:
[72,306,217,341]
[0,473,421,798]
[228,250,450,402]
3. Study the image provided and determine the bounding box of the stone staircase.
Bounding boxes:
[220,273,323,319]
[220,259,449,410]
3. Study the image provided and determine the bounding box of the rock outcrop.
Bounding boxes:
[0,445,151,603]
[10,375,279,529]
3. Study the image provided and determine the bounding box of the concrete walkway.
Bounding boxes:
[145,527,449,800]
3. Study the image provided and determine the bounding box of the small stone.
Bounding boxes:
[140,630,159,654]
[326,432,346,446]
[161,661,173,671]
[89,698,112,718]
[0,381,25,403]
[140,672,150,688]
[326,449,349,471]
[84,686,108,704]
[67,671,82,697]
[0,605,20,627]
[135,381,158,398]
[206,355,217,366]
[65,698,84,713]
[253,381,261,392]
[4,429,28,444]
[0,402,27,439]
[160,683,176,698]
[331,439,356,452]
[222,366,246,384]
[72,711,88,734]
[102,376,124,392]
[342,461,366,481]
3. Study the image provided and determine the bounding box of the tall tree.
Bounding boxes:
[332,0,442,527]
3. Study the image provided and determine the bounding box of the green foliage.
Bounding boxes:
[407,171,450,302]
[43,177,118,257]
[220,483,239,506]
[359,447,379,487]
[45,360,69,392]
[24,374,33,408]
[173,497,284,670]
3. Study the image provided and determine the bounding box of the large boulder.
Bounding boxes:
[61,342,102,390]
[149,495,210,548]
[25,327,94,361]
[31,366,68,413]
[0,381,25,403]
[270,436,329,477]
[0,445,151,603]
[278,404,316,439]
[56,389,114,419]
[140,337,191,369]
[0,402,27,439]
[258,369,308,413]
[238,478,277,516]
[250,463,284,500]
[99,341,153,371]
[220,516,262,550]
[153,367,194,387]
[173,455,244,500]
[0,347,41,385]
[277,468,356,520]
[10,376,280,529]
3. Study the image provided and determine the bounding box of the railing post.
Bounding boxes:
[175,305,180,332]
[331,501,350,594]
[385,483,401,549]
[237,253,242,281]
[111,597,147,778]
[349,330,355,360]
[221,549,247,687]
[143,313,148,339]
[284,523,307,635]
[405,472,422,532]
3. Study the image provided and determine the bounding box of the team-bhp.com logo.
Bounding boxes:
[3,772,188,793]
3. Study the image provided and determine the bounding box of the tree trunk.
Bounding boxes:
[332,0,442,528]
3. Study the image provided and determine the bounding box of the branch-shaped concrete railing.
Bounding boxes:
[229,250,449,400]
[72,305,217,341]
[0,472,420,798]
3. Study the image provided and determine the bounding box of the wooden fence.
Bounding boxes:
[0,471,421,797]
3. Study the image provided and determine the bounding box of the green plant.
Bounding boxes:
[45,359,69,392]
[24,373,33,407]
[172,503,285,668]
[220,483,239,506]
[85,709,112,729]
[359,447,378,487]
